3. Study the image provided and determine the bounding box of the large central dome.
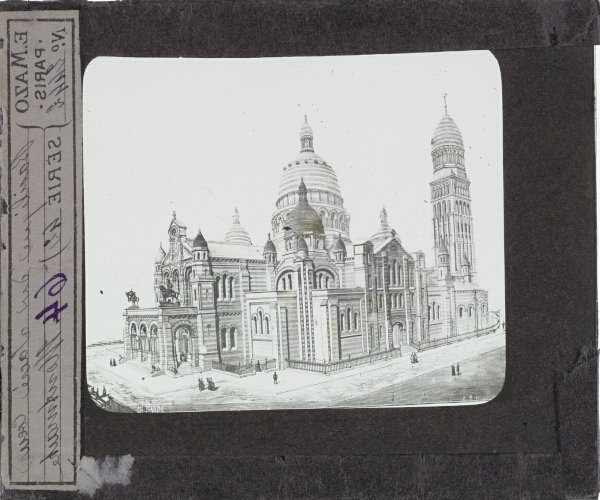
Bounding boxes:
[271,116,352,254]
[276,116,343,201]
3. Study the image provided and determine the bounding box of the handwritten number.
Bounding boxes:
[34,273,68,324]
[34,273,67,298]
[35,301,68,324]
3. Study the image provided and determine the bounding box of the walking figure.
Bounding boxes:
[456,362,460,375]
[207,377,216,391]
[451,364,456,376]
[273,372,278,384]
[256,360,262,372]
[198,378,205,391]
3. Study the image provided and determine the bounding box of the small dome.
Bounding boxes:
[431,113,464,150]
[438,240,449,255]
[155,243,166,263]
[296,235,308,254]
[334,233,346,253]
[224,208,252,245]
[370,206,398,246]
[193,229,208,249]
[263,233,277,254]
[284,179,325,235]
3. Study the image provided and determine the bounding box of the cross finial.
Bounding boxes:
[443,93,448,114]
[304,113,307,123]
[172,211,176,220]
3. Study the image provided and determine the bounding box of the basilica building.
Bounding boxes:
[124,109,491,374]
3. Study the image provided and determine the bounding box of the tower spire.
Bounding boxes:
[300,116,314,153]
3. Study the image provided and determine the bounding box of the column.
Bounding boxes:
[382,258,390,351]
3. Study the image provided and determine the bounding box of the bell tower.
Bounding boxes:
[430,97,477,283]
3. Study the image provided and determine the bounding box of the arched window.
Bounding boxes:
[215,276,220,299]
[288,274,293,290]
[459,307,463,318]
[325,275,330,289]
[378,295,383,309]
[264,316,269,335]
[369,299,373,312]
[399,293,404,308]
[222,275,227,299]
[230,327,236,348]
[252,316,257,335]
[228,276,234,300]
[437,305,441,319]
[392,260,397,285]
[428,305,431,321]
[140,324,147,351]
[130,323,138,349]
[469,306,473,317]
[347,308,352,328]
[354,312,359,330]
[392,294,396,308]
[432,301,436,320]
[379,325,383,338]
[340,313,345,331]
[259,311,264,334]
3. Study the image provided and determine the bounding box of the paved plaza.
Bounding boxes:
[86,330,506,412]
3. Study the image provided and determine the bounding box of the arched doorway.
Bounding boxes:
[392,323,401,348]
[398,322,406,346]
[150,324,159,364]
[174,325,191,363]
[130,323,138,358]
[139,324,148,362]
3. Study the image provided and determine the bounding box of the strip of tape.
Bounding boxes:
[0,10,82,490]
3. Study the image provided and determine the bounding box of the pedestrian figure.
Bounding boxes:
[198,378,205,391]
[256,360,262,372]
[112,358,116,367]
[451,364,456,376]
[273,372,278,384]
[207,377,216,391]
[456,362,460,375]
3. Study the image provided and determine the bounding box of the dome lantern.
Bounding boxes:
[300,115,314,153]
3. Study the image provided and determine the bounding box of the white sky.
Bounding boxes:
[84,51,504,345]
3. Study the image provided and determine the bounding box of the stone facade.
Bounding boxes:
[124,109,490,375]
